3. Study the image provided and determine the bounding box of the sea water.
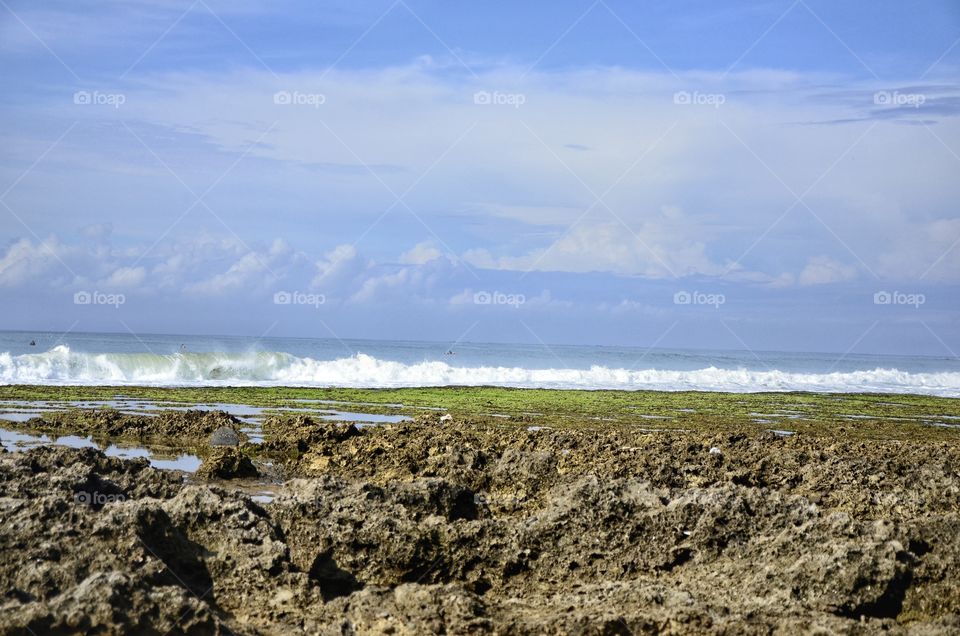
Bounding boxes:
[0,330,958,396]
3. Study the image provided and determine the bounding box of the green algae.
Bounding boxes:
[0,385,957,441]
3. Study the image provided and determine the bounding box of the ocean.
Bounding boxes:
[0,330,958,396]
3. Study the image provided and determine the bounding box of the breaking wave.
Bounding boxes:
[1,345,958,396]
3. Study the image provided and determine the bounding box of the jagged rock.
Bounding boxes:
[197,446,258,479]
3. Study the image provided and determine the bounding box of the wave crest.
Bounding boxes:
[0,345,958,395]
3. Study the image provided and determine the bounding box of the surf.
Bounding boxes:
[1,345,959,396]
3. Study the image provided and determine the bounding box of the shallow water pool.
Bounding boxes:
[0,426,202,472]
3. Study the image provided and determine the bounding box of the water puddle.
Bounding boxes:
[768,429,796,437]
[749,411,805,420]
[0,397,413,429]
[259,406,411,423]
[0,412,47,422]
[240,426,265,444]
[0,426,201,472]
[289,398,405,408]
[924,421,960,429]
[838,413,915,422]
[317,410,410,424]
[0,397,417,471]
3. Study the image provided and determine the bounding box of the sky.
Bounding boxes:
[0,0,958,356]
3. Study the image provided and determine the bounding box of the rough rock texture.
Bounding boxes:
[259,415,360,456]
[25,409,244,444]
[1,414,959,634]
[208,426,244,447]
[196,446,259,479]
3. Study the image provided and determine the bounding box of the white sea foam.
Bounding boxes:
[1,345,958,395]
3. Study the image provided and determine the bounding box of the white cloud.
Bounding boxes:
[100,266,146,288]
[12,62,957,284]
[350,267,422,303]
[464,211,724,278]
[0,237,75,288]
[311,244,370,291]
[399,241,442,265]
[797,255,858,286]
[348,254,463,304]
[184,239,296,296]
[80,222,113,241]
[185,252,272,296]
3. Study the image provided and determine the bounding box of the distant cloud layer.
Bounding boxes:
[0,0,958,355]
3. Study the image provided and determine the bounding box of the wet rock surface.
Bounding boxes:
[1,412,959,634]
[23,409,245,445]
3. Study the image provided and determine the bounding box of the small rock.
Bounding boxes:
[439,414,453,423]
[709,446,722,455]
[209,426,242,447]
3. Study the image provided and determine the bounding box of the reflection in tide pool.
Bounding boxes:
[0,397,418,474]
[0,427,201,472]
[0,398,413,426]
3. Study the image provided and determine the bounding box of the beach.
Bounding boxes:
[4,0,958,631]
[1,386,959,634]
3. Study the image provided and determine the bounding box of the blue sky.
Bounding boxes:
[0,0,958,355]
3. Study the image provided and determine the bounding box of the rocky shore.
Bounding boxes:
[1,409,959,634]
